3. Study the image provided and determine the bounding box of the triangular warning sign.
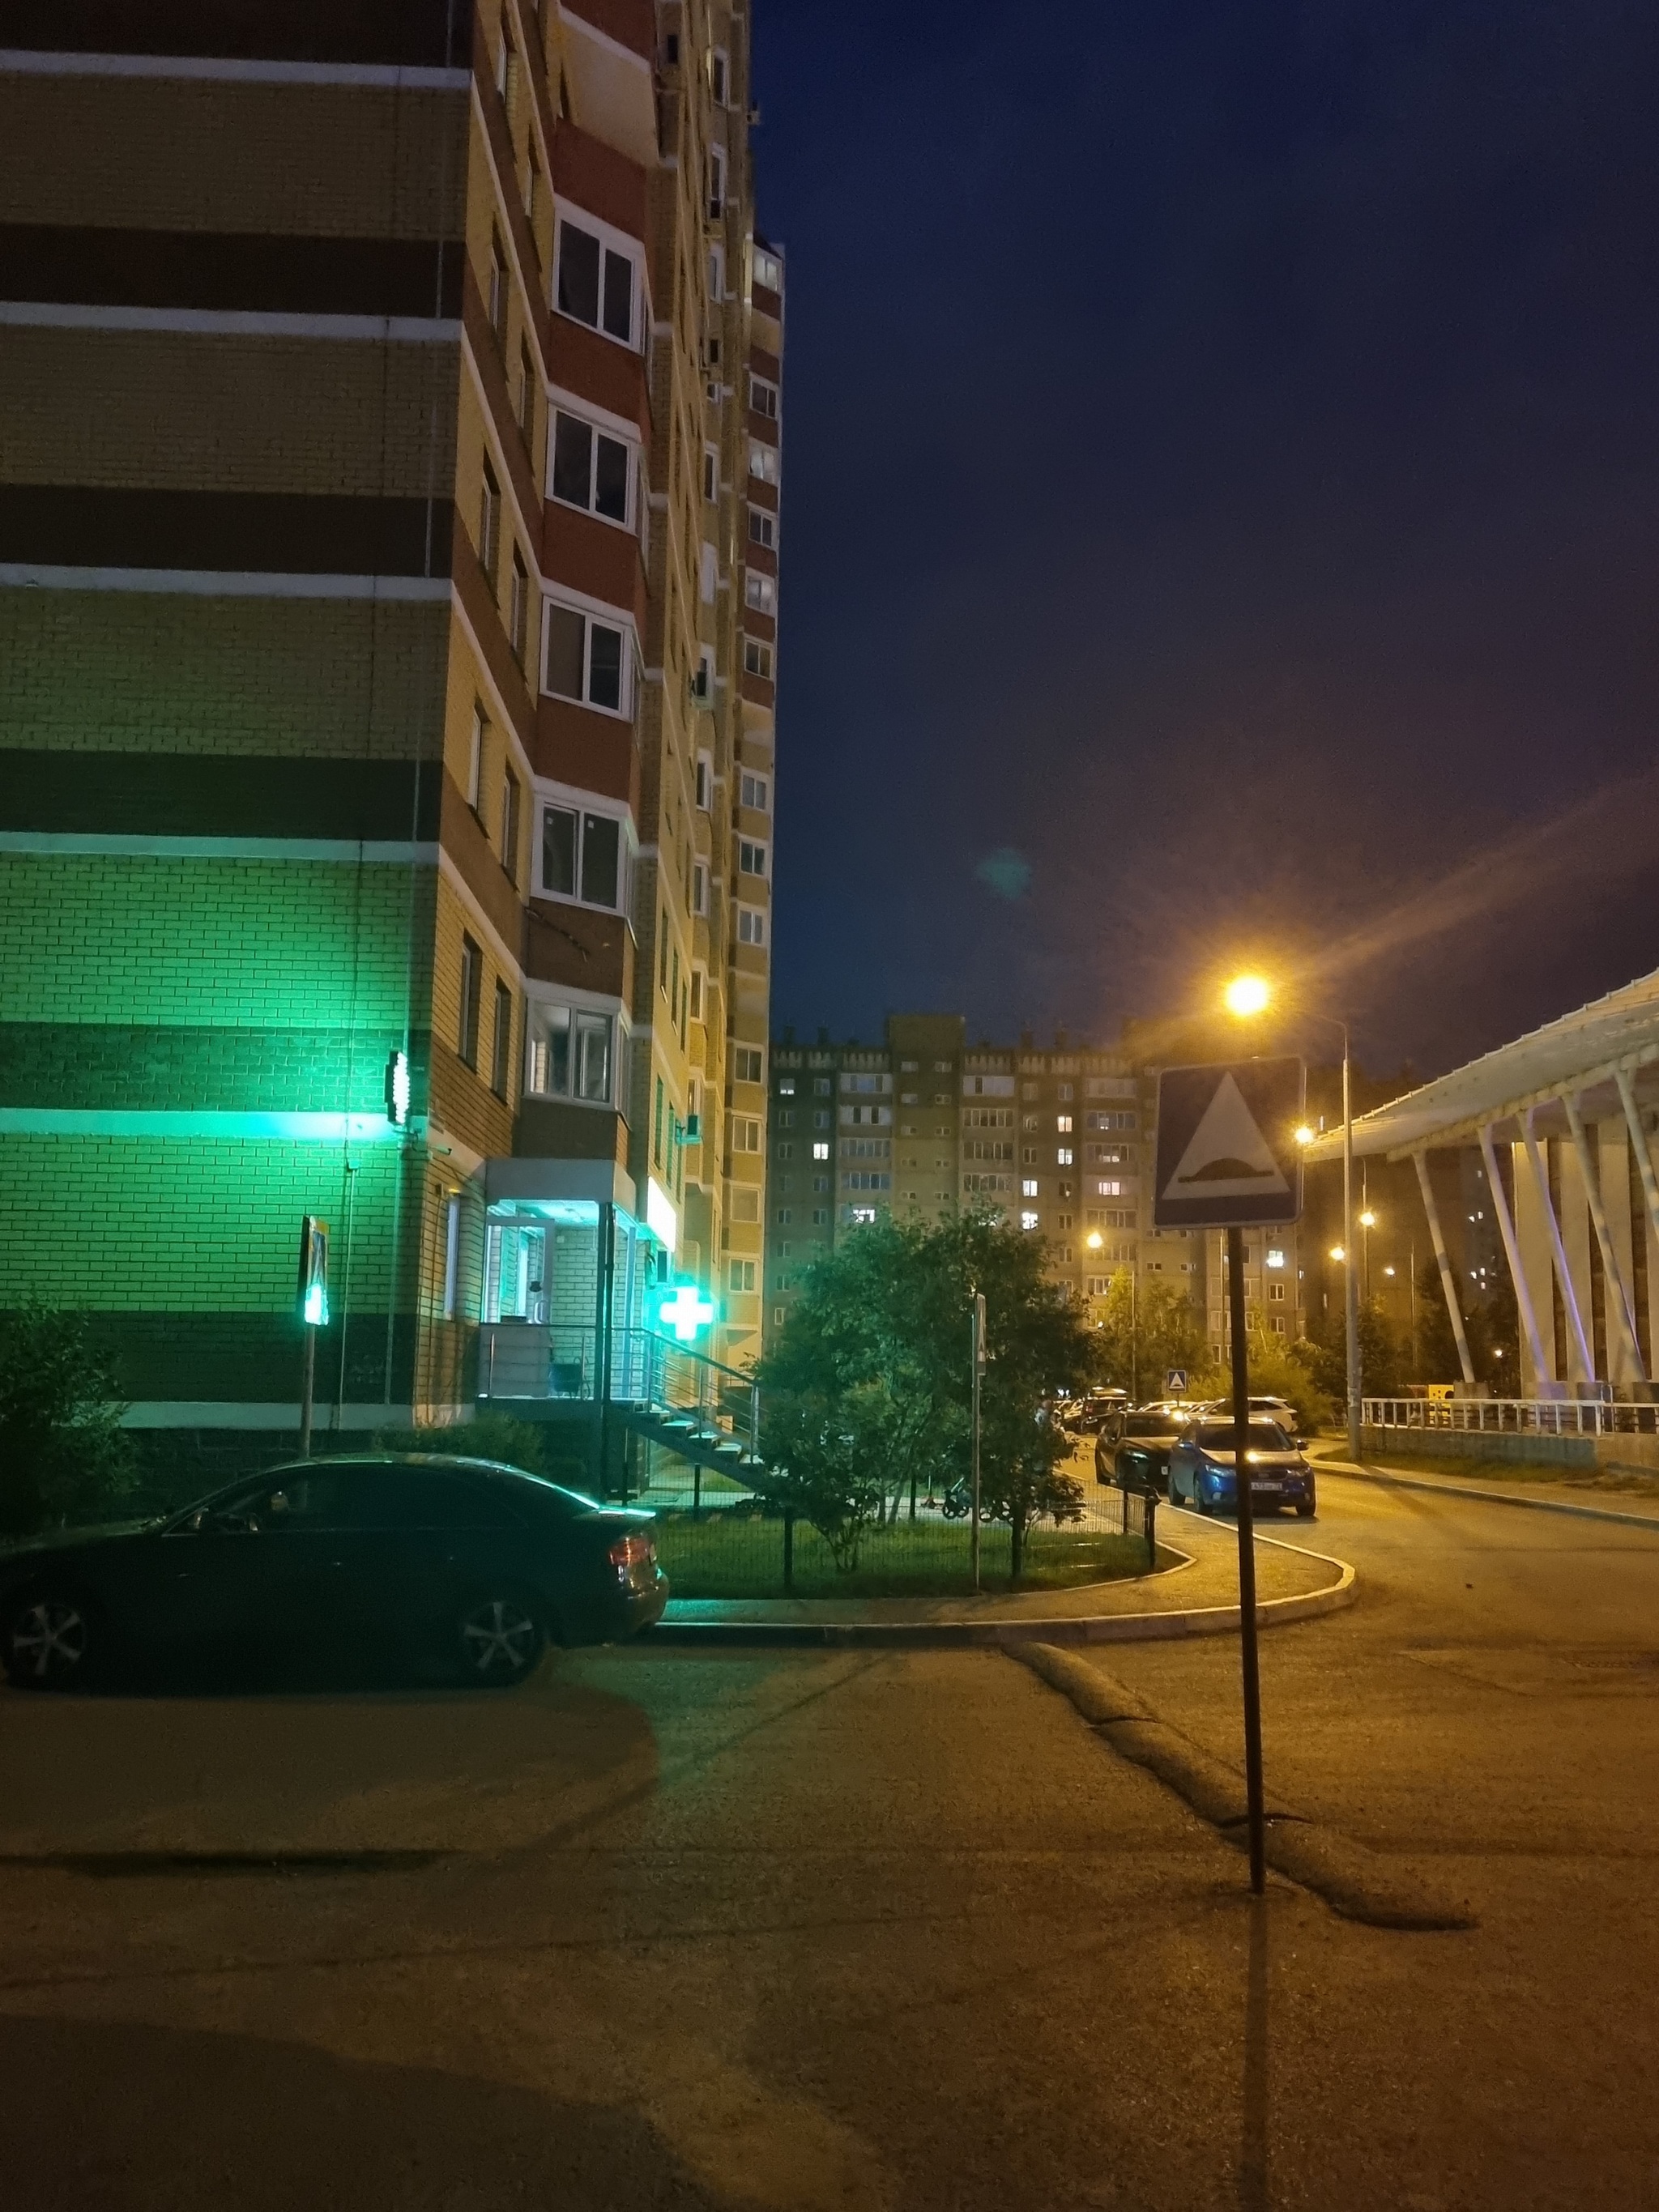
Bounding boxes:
[1163,1072,1289,1203]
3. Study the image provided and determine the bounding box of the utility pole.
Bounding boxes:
[970,1291,986,1593]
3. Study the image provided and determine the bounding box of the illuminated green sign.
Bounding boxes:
[659,1284,715,1343]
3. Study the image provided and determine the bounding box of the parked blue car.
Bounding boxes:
[1166,1418,1316,1518]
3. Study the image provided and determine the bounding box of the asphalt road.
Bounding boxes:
[2,1472,1657,2210]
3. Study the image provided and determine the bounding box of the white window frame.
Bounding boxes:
[739,771,770,812]
[737,837,768,879]
[466,701,485,809]
[707,145,726,219]
[710,45,728,104]
[748,505,776,550]
[548,403,637,531]
[522,995,619,1107]
[703,444,719,503]
[553,207,648,353]
[707,241,725,302]
[700,541,719,604]
[743,637,774,680]
[753,245,783,292]
[748,438,778,486]
[540,590,640,720]
[744,571,776,616]
[533,782,634,915]
[695,750,713,810]
[733,1045,764,1084]
[749,373,779,420]
[691,859,709,916]
[736,903,766,947]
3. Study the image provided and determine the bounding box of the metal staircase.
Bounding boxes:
[611,1330,766,1481]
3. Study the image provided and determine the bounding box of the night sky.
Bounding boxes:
[753,0,1659,1078]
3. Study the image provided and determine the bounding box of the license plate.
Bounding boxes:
[1253,1481,1283,1494]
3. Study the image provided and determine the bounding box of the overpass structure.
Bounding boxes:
[1306,967,1659,1399]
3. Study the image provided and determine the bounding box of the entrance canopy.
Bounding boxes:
[1306,965,1659,1161]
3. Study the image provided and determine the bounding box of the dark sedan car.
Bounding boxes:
[1,1453,668,1691]
[1166,1419,1317,1518]
[1098,1410,1188,1490]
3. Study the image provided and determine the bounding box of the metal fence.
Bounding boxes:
[478,1324,761,1455]
[1363,1396,1659,1437]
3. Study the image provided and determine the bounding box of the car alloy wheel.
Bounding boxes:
[6,1592,92,1690]
[458,1594,543,1686]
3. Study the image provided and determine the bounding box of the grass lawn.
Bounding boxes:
[650,1511,1166,1600]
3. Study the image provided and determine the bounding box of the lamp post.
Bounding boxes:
[1226,979,1360,1464]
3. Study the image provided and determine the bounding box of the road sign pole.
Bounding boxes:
[970,1293,985,1592]
[1227,1224,1267,1894]
[299,1322,316,1459]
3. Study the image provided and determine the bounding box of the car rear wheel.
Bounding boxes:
[456,1592,545,1688]
[1295,1500,1316,1519]
[5,1589,96,1690]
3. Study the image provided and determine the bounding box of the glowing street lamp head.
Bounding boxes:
[1294,1124,1315,1146]
[1085,1230,1103,1250]
[1328,1245,1346,1263]
[1224,974,1271,1019]
[1359,1209,1376,1230]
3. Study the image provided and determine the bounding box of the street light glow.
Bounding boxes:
[1224,974,1271,1018]
[1085,1230,1103,1249]
[1294,1123,1314,1145]
[1329,1245,1346,1262]
[1359,1208,1376,1229]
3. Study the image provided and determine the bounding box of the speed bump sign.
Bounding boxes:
[1153,1059,1306,1230]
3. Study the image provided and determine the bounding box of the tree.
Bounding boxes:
[1414,1258,1464,1385]
[759,1211,1098,1581]
[0,1304,137,1537]
[1090,1269,1207,1399]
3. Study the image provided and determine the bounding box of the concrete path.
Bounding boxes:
[1309,1439,1659,1530]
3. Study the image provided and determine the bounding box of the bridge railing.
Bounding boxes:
[1363,1396,1659,1437]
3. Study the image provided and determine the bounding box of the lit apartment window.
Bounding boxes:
[1021,1211,1040,1231]
[539,803,624,910]
[490,981,513,1098]
[749,374,779,420]
[729,1259,756,1293]
[744,572,777,616]
[734,1046,764,1082]
[550,411,631,523]
[1056,1115,1073,1133]
[748,439,778,486]
[743,638,774,680]
[812,1140,830,1161]
[525,1004,612,1104]
[509,548,529,663]
[1056,1147,1073,1166]
[556,217,638,347]
[1021,1178,1038,1198]
[754,246,783,291]
[778,1076,796,1096]
[479,460,501,579]
[738,839,767,877]
[737,905,766,946]
[740,771,769,811]
[499,766,520,880]
[543,601,634,715]
[748,507,776,550]
[458,935,482,1068]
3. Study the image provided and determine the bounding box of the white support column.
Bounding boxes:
[1520,1106,1594,1384]
[1413,1149,1476,1387]
[1563,1092,1647,1387]
[1615,1068,1659,1248]
[1480,1121,1550,1389]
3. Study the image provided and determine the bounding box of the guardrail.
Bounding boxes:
[478,1323,761,1460]
[1363,1396,1659,1437]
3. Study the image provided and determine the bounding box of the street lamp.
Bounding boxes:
[1226,976,1360,1465]
[1358,1206,1376,1299]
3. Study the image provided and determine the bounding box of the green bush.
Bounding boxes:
[0,1304,138,1537]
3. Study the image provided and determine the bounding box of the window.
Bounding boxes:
[744,638,774,680]
[737,905,766,946]
[458,935,481,1068]
[1268,1281,1286,1302]
[1093,1178,1127,1198]
[740,772,770,812]
[728,1259,756,1293]
[479,459,501,578]
[539,803,624,910]
[1056,1147,1073,1166]
[777,1108,795,1128]
[550,411,631,523]
[490,982,513,1097]
[843,1171,891,1191]
[710,46,728,103]
[748,506,776,550]
[509,548,529,662]
[1087,1110,1139,1132]
[652,1076,664,1167]
[1056,1115,1073,1134]
[517,339,535,440]
[689,859,706,914]
[542,601,633,714]
[1265,1248,1286,1268]
[775,1142,795,1161]
[1020,1210,1040,1231]
[754,245,783,291]
[748,439,778,485]
[707,146,726,219]
[750,373,779,420]
[703,446,718,503]
[442,1196,461,1319]
[738,838,767,877]
[466,703,485,809]
[488,229,508,343]
[701,542,718,603]
[732,1187,760,1222]
[775,1208,791,1226]
[1021,1178,1039,1198]
[813,1110,831,1129]
[556,218,638,347]
[696,752,712,809]
[813,1078,831,1095]
[812,1140,830,1161]
[778,1076,796,1096]
[734,1046,764,1082]
[731,1117,761,1152]
[524,1004,612,1104]
[499,767,520,879]
[707,243,725,301]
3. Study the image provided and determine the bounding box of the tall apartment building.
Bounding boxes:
[0,0,781,1467]
[766,1015,1303,1364]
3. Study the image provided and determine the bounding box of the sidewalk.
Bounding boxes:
[655,1507,1352,1643]
[1309,1441,1659,1531]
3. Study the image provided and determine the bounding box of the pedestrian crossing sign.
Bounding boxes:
[1153,1058,1305,1229]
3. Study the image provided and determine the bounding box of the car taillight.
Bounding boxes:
[608,1533,655,1578]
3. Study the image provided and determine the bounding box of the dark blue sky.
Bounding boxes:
[753,0,1659,1076]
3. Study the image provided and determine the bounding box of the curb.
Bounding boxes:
[1013,1642,1478,1933]
[645,1532,1356,1648]
[1315,1455,1659,1535]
